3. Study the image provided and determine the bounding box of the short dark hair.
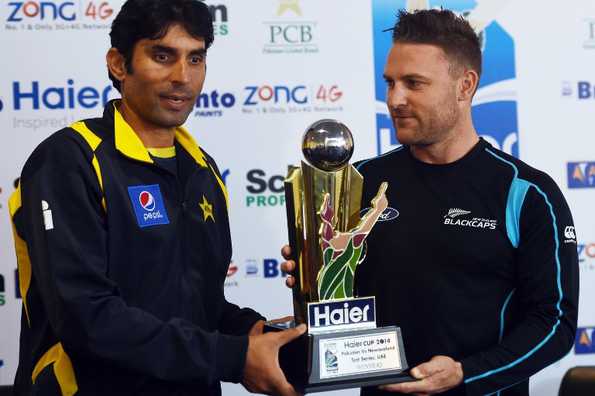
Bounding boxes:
[392,9,482,78]
[108,0,214,92]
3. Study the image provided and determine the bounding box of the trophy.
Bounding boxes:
[266,120,413,393]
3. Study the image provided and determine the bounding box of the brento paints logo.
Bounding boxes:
[194,89,236,118]
[567,161,595,189]
[372,0,518,156]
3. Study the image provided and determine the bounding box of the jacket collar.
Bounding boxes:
[107,100,207,168]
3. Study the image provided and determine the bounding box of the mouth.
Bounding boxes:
[159,94,193,111]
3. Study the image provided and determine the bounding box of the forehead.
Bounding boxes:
[384,42,451,77]
[139,23,206,50]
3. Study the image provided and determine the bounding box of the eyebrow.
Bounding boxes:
[150,45,207,57]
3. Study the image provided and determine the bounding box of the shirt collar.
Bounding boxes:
[108,100,207,167]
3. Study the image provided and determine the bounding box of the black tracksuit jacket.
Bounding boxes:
[9,101,263,395]
[355,140,579,396]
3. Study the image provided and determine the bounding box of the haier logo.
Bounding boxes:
[567,161,595,189]
[246,169,285,208]
[373,1,519,156]
[562,81,595,99]
[575,327,595,354]
[308,297,376,334]
[11,80,114,110]
[128,184,169,227]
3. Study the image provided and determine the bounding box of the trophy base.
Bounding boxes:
[265,321,414,393]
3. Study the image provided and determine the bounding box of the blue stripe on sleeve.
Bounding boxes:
[464,149,564,384]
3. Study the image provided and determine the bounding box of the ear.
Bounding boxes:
[106,48,127,86]
[458,69,479,102]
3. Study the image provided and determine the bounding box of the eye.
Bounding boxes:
[385,79,395,89]
[154,53,169,63]
[190,54,205,65]
[406,79,421,89]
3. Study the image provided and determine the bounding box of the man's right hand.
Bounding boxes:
[280,245,296,288]
[242,324,306,396]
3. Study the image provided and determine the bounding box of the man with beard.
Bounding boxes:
[282,9,578,396]
[8,1,304,395]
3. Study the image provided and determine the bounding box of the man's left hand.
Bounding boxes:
[379,355,463,395]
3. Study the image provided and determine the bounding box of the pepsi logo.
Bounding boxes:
[139,191,156,212]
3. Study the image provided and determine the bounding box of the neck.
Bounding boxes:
[118,99,175,148]
[410,113,479,164]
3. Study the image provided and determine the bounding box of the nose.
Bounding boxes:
[386,83,407,110]
[170,59,191,84]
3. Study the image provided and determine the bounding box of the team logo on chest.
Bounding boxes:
[199,195,215,222]
[128,184,170,228]
[443,208,497,230]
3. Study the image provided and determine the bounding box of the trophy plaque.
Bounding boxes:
[266,120,413,393]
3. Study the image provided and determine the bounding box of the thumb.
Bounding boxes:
[276,324,307,346]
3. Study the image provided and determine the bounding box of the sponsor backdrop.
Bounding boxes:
[0,0,593,394]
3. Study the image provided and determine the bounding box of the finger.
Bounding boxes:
[281,260,295,273]
[281,245,292,259]
[270,316,294,324]
[277,381,301,396]
[276,324,307,346]
[285,275,295,288]
[379,378,431,393]
[411,360,440,379]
